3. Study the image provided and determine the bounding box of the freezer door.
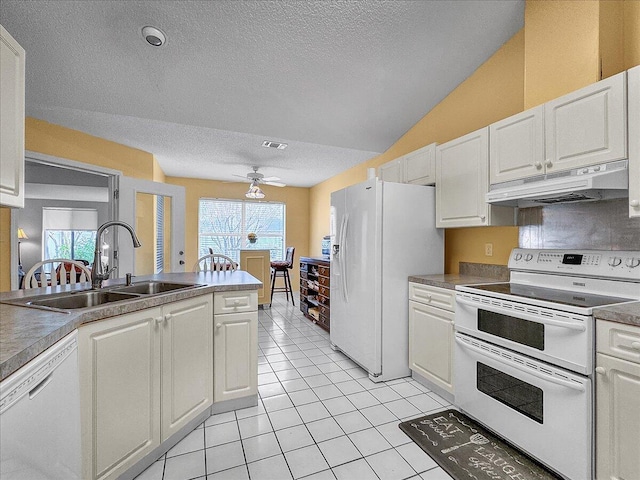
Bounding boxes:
[330,178,381,375]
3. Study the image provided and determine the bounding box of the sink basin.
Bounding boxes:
[27,291,140,310]
[112,281,199,295]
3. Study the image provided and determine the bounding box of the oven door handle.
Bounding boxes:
[456,296,586,332]
[455,336,586,392]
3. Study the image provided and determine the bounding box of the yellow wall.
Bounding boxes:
[310,31,525,272]
[165,177,309,290]
[0,118,158,291]
[311,0,639,273]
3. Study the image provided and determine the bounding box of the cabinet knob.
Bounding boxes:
[595,366,606,375]
[234,299,240,306]
[545,159,553,168]
[155,316,163,325]
[216,323,222,329]
[534,162,543,169]
[165,314,172,322]
[479,215,486,221]
[630,199,640,208]
[631,342,640,351]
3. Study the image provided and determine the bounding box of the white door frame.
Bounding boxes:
[10,151,121,290]
[118,177,186,275]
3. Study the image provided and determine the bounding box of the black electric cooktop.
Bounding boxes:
[464,282,633,309]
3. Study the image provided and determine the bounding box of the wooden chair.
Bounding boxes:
[193,254,238,272]
[23,258,92,289]
[270,247,295,306]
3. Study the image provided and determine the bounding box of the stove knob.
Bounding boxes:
[524,254,533,262]
[625,257,640,268]
[514,253,522,261]
[608,257,622,267]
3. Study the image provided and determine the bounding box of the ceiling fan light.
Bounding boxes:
[246,183,265,199]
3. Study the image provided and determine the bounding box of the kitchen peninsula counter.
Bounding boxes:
[0,271,261,382]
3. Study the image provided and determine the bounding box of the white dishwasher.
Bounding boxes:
[0,331,81,479]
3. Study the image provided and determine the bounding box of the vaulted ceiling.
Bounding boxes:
[1,0,524,187]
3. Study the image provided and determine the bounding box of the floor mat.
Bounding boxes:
[399,409,561,480]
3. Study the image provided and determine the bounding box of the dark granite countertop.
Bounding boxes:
[409,262,510,290]
[0,271,261,382]
[594,301,640,328]
[408,274,506,290]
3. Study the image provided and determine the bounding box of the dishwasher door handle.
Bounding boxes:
[28,373,54,400]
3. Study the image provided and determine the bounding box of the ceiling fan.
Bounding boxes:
[233,166,286,187]
[233,166,286,199]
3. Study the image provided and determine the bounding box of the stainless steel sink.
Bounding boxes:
[27,291,140,310]
[112,281,199,295]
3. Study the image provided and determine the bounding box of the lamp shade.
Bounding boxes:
[17,228,28,240]
[245,182,265,199]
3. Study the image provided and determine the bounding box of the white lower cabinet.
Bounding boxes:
[79,295,213,480]
[408,282,454,395]
[595,320,640,480]
[214,291,258,403]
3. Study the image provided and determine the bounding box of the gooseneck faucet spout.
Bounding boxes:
[92,221,142,289]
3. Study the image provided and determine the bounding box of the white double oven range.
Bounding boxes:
[454,248,640,480]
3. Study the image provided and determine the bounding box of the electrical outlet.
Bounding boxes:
[485,243,493,256]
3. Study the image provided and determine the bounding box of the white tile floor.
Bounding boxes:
[135,294,455,480]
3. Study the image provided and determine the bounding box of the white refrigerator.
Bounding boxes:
[330,178,444,382]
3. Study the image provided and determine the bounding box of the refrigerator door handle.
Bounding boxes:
[340,214,349,302]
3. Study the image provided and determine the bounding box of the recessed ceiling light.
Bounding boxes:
[142,26,166,47]
[262,141,288,150]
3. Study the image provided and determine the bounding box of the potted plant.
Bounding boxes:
[247,232,257,244]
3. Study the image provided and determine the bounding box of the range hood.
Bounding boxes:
[486,160,629,208]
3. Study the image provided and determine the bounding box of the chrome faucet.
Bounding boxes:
[92,221,142,289]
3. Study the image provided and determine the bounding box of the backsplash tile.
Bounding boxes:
[518,199,640,250]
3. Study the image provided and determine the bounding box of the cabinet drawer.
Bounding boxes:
[319,304,330,317]
[597,320,640,364]
[300,271,308,280]
[318,265,330,277]
[214,291,258,315]
[300,285,308,296]
[318,294,329,306]
[319,285,329,297]
[318,276,330,287]
[408,282,455,311]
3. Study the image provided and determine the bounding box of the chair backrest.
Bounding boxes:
[193,254,238,273]
[23,258,92,289]
[284,247,295,268]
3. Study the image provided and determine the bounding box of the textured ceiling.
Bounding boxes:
[0,0,524,187]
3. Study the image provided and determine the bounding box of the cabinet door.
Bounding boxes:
[0,25,25,208]
[161,296,213,441]
[545,72,627,173]
[78,308,162,480]
[408,300,454,394]
[378,158,405,183]
[240,250,271,305]
[406,144,436,185]
[628,66,640,218]
[436,128,490,227]
[596,353,640,480]
[214,310,258,403]
[489,106,545,184]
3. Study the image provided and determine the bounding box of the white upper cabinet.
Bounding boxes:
[545,71,627,173]
[0,25,25,208]
[628,65,640,218]
[378,143,436,186]
[378,157,404,183]
[489,72,627,186]
[489,106,545,184]
[405,143,436,185]
[436,127,514,228]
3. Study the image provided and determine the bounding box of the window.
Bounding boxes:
[42,208,98,272]
[198,199,285,262]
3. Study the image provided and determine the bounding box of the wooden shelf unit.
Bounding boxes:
[299,257,330,332]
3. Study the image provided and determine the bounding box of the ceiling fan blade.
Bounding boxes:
[264,181,286,187]
[261,176,281,182]
[232,174,249,179]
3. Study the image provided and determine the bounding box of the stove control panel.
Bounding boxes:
[509,249,640,280]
